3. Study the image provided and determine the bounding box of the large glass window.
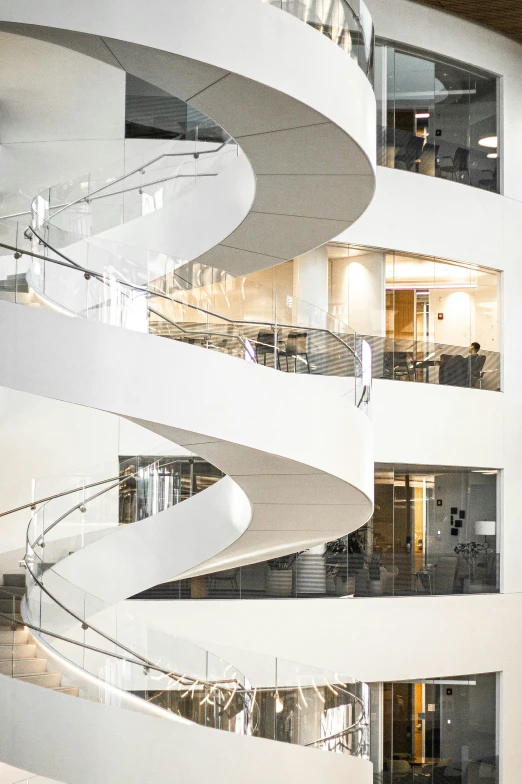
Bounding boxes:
[328,245,501,391]
[358,466,499,598]
[375,41,500,193]
[132,465,499,601]
[371,673,499,784]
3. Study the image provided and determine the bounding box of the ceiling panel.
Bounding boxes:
[407,0,522,42]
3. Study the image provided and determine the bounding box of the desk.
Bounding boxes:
[409,759,439,780]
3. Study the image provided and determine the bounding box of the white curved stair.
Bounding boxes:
[0,1,376,782]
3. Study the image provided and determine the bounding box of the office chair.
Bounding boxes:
[438,146,470,183]
[285,331,310,373]
[255,330,290,370]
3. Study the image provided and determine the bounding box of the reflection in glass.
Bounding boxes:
[134,465,499,601]
[375,40,499,193]
[327,244,501,391]
[373,673,498,784]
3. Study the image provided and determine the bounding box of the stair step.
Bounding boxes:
[0,629,27,644]
[16,672,61,688]
[0,586,25,598]
[0,598,21,612]
[0,644,36,660]
[3,574,26,587]
[0,658,47,676]
[54,686,80,697]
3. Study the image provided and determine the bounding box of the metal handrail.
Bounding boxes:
[0,453,369,743]
[4,228,365,374]
[3,449,367,738]
[1,604,364,704]
[0,475,121,518]
[39,140,230,223]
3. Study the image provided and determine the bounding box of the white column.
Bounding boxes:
[293,246,329,327]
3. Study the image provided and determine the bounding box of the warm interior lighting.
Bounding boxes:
[275,691,284,713]
[478,135,498,148]
[386,284,477,290]
[475,520,496,536]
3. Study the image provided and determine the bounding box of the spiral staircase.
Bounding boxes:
[0,1,377,782]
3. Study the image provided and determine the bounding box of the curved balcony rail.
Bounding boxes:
[0,454,370,757]
[0,224,372,410]
[263,0,374,82]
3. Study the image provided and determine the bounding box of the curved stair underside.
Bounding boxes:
[0,1,376,781]
[0,0,376,274]
[0,299,373,603]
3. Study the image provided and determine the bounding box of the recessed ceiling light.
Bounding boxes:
[479,135,497,148]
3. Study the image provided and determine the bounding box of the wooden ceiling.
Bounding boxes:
[408,0,522,42]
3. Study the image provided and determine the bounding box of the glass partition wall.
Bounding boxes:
[240,245,501,391]
[131,465,499,601]
[371,673,498,784]
[330,245,501,390]
[375,40,500,192]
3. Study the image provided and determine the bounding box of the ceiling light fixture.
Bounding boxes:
[478,135,498,148]
[487,152,498,159]
[415,112,430,119]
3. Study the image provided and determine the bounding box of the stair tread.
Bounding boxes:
[16,673,62,688]
[53,686,79,696]
[0,587,25,597]
[3,575,26,587]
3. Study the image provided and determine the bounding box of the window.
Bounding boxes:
[328,245,501,391]
[375,41,500,193]
[137,465,499,600]
[371,674,499,784]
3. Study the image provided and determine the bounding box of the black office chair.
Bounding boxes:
[469,353,486,388]
[255,330,289,369]
[394,132,425,172]
[285,332,310,373]
[384,351,414,381]
[438,146,470,183]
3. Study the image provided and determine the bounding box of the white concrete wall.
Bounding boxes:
[371,379,504,469]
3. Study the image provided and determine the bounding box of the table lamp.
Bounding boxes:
[474,520,496,548]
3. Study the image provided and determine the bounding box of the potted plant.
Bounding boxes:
[324,538,348,594]
[266,554,296,597]
[367,551,383,595]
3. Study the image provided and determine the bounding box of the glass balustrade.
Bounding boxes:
[263,0,374,82]
[31,133,238,252]
[0,221,371,412]
[0,450,370,757]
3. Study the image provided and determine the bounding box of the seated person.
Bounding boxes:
[468,341,483,387]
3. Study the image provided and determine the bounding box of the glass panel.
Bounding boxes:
[379,674,498,784]
[469,72,499,191]
[376,40,500,193]
[263,0,374,81]
[159,466,499,602]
